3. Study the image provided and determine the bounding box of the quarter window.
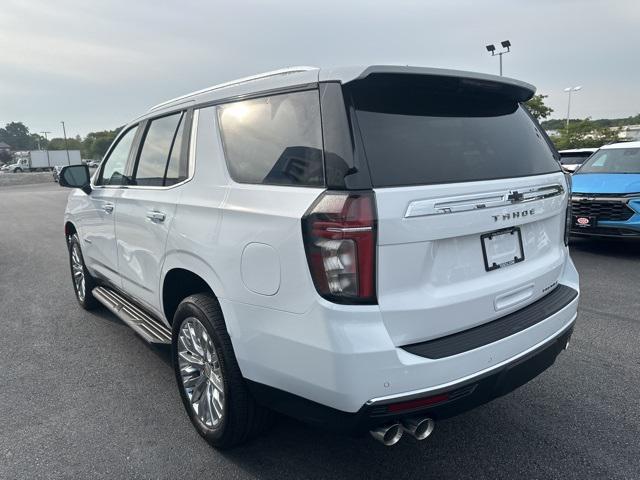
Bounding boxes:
[97,126,138,186]
[218,90,324,187]
[134,112,186,187]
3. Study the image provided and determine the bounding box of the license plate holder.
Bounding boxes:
[481,227,525,272]
[573,215,597,229]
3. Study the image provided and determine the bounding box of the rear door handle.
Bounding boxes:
[103,203,114,214]
[146,210,166,223]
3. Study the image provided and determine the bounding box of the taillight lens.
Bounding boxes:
[564,173,572,246]
[301,190,377,304]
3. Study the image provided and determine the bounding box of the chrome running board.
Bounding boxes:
[92,286,171,344]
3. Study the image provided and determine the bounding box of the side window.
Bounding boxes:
[97,126,138,186]
[134,112,184,187]
[217,90,324,187]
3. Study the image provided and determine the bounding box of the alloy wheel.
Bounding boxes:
[177,317,225,428]
[71,243,86,302]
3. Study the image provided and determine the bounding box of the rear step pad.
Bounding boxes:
[92,286,171,344]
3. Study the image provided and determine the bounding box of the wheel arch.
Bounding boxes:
[64,221,77,238]
[161,252,226,325]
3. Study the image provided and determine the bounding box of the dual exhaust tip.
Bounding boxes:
[370,417,435,446]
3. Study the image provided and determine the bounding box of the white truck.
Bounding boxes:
[5,150,82,172]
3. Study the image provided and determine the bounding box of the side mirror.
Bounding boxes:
[59,165,92,194]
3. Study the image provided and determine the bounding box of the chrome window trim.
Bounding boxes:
[405,183,565,218]
[91,109,199,191]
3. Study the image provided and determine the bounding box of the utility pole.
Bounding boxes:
[485,40,511,76]
[40,131,51,168]
[61,121,71,165]
[564,86,582,135]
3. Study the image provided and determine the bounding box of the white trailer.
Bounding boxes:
[5,150,82,172]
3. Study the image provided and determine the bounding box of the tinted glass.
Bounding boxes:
[135,112,183,186]
[99,126,137,186]
[218,90,323,186]
[348,82,560,187]
[579,148,640,174]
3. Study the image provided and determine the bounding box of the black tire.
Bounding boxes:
[172,293,273,449]
[15,168,22,173]
[67,233,99,310]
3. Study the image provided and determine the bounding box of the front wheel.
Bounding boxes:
[172,294,273,449]
[14,168,22,173]
[67,234,99,309]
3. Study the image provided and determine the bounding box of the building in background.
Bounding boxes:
[616,125,640,141]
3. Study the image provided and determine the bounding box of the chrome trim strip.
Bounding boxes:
[405,183,565,218]
[326,226,373,233]
[365,311,577,406]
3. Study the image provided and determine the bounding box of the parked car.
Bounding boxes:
[558,148,597,173]
[570,141,640,237]
[58,66,579,449]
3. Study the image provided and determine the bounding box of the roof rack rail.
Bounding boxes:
[148,66,319,112]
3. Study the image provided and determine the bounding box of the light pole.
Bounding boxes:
[61,121,71,165]
[40,131,51,168]
[564,86,582,134]
[485,40,511,76]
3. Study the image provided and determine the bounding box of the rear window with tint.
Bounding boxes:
[218,90,324,187]
[347,78,560,187]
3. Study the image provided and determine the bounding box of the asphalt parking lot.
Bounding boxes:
[1,182,639,480]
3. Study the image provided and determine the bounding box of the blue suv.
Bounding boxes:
[571,142,640,237]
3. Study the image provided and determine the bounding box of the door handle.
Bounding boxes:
[146,210,166,223]
[103,203,114,214]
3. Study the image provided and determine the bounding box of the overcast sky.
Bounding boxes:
[2,0,639,138]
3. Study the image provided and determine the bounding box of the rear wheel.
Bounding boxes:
[172,293,273,449]
[67,234,99,309]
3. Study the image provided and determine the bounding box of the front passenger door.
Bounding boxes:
[80,125,139,286]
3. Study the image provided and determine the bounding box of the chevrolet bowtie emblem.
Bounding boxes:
[507,190,525,203]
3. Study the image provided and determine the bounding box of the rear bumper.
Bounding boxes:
[225,256,579,416]
[247,321,575,434]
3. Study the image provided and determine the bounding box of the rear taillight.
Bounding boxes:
[564,173,573,245]
[301,190,377,304]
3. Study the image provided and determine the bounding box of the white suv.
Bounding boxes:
[59,66,579,448]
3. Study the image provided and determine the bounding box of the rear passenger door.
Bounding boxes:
[115,110,191,315]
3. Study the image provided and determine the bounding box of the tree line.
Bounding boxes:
[0,121,121,162]
[526,95,636,150]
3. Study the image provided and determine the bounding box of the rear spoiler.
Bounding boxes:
[339,65,536,102]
